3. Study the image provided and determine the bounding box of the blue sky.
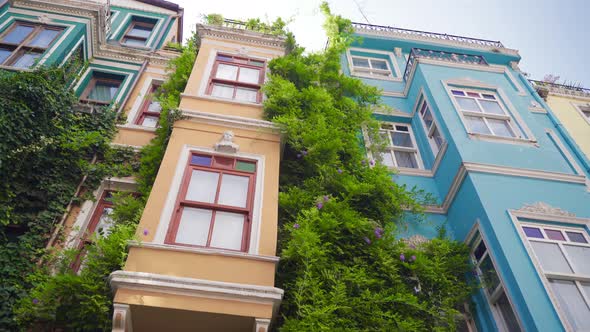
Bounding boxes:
[176,0,589,87]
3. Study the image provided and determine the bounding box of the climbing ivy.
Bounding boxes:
[265,3,476,331]
[10,39,197,330]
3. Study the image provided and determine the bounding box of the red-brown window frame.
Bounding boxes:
[206,53,266,104]
[71,190,115,272]
[165,153,257,252]
[0,21,63,68]
[121,20,155,47]
[134,82,161,127]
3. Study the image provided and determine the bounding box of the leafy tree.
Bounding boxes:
[265,3,475,331]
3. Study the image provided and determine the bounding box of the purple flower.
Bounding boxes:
[409,243,416,249]
[410,255,416,262]
[364,237,371,245]
[361,160,366,165]
[296,153,302,159]
[32,299,39,305]
[323,195,329,202]
[301,150,308,156]
[337,169,343,174]
[143,229,149,236]
[293,223,300,229]
[369,159,375,166]
[414,286,420,294]
[374,227,384,239]
[316,202,323,210]
[400,253,406,261]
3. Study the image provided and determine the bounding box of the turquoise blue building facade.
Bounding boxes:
[346,23,590,331]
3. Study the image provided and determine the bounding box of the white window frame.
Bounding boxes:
[572,103,590,126]
[377,122,425,170]
[508,209,590,331]
[466,223,524,332]
[415,92,446,156]
[346,48,402,82]
[443,80,536,145]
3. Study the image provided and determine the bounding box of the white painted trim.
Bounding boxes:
[128,241,280,263]
[112,303,133,332]
[38,23,76,65]
[107,10,120,39]
[571,102,590,126]
[545,129,585,176]
[125,76,164,126]
[464,221,526,332]
[529,107,547,114]
[110,142,142,151]
[110,12,130,41]
[414,88,448,157]
[153,145,266,255]
[74,66,133,105]
[109,270,283,304]
[200,38,285,57]
[346,47,402,81]
[116,123,157,133]
[59,36,86,67]
[91,59,141,71]
[179,109,280,132]
[463,162,586,184]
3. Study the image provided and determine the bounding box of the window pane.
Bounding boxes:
[127,24,152,39]
[210,211,245,250]
[431,126,444,150]
[523,227,543,239]
[482,94,496,100]
[213,156,233,169]
[549,279,590,331]
[185,170,219,203]
[566,232,588,244]
[218,174,249,208]
[141,115,159,128]
[87,80,120,102]
[215,64,238,80]
[479,100,504,115]
[235,87,258,103]
[175,207,212,246]
[473,240,487,261]
[495,291,522,332]
[95,207,114,238]
[147,100,162,113]
[465,116,491,135]
[380,152,395,167]
[391,131,414,148]
[422,107,434,129]
[479,255,500,293]
[191,155,211,167]
[27,28,61,48]
[456,97,481,112]
[235,161,256,172]
[466,92,480,98]
[12,52,41,68]
[487,119,515,137]
[238,67,260,84]
[545,229,565,241]
[451,90,465,96]
[123,38,146,46]
[394,151,418,168]
[211,84,234,99]
[352,57,369,68]
[370,59,388,70]
[2,25,34,44]
[530,241,572,273]
[563,245,590,275]
[0,48,12,64]
[583,283,590,300]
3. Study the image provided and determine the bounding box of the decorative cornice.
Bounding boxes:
[109,270,284,303]
[404,48,489,82]
[517,202,576,217]
[179,108,281,132]
[197,24,286,51]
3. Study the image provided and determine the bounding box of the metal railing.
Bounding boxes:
[529,80,590,96]
[403,48,489,81]
[351,22,504,48]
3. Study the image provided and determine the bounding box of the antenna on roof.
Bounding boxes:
[352,0,371,24]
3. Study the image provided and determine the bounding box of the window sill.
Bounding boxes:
[392,167,433,177]
[0,65,31,72]
[468,132,538,146]
[116,124,157,133]
[352,72,402,82]
[182,93,264,108]
[128,241,279,263]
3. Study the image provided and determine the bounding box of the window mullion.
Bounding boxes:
[575,281,590,309]
[558,242,579,274]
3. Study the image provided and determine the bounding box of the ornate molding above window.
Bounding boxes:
[517,202,576,217]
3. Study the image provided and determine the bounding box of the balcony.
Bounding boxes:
[403,48,489,81]
[529,80,590,100]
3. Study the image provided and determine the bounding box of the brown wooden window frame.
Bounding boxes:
[206,53,266,104]
[0,21,63,68]
[165,153,258,252]
[79,74,123,105]
[71,190,116,272]
[121,20,155,47]
[134,82,162,127]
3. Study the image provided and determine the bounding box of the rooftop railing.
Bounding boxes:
[529,80,590,97]
[351,22,504,48]
[403,48,489,81]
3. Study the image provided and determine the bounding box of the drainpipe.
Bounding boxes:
[116,59,147,116]
[518,72,590,174]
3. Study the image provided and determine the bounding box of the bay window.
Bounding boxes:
[377,123,423,169]
[471,231,521,332]
[135,83,162,127]
[206,54,265,103]
[0,21,63,68]
[166,153,257,252]
[451,89,521,138]
[520,224,590,331]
